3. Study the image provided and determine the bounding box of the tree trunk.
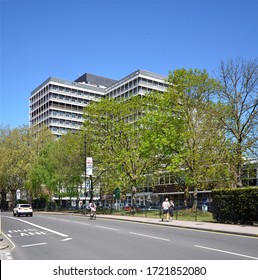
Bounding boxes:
[183,187,189,208]
[236,162,243,188]
[131,186,137,212]
[11,189,17,208]
[0,192,8,210]
[192,186,198,209]
[235,139,243,188]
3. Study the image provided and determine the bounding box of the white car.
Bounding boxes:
[13,204,33,217]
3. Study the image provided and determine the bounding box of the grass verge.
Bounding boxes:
[98,209,215,222]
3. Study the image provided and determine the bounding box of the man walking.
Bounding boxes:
[162,198,170,222]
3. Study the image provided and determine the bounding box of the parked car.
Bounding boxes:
[123,205,132,211]
[79,204,91,211]
[123,205,141,211]
[137,205,148,211]
[13,204,33,217]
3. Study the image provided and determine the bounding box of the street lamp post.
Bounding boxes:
[84,138,87,215]
[84,133,93,208]
[90,174,93,201]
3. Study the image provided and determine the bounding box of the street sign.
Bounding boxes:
[86,157,93,175]
[114,188,120,199]
[16,189,21,200]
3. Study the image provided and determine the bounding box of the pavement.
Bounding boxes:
[0,234,13,260]
[1,212,257,260]
[97,214,258,237]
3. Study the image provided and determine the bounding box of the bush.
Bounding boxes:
[212,187,258,224]
[32,196,47,210]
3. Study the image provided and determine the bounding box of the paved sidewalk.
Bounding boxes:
[97,214,258,237]
[0,238,9,250]
[0,234,13,260]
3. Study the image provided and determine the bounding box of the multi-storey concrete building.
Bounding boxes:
[30,70,167,136]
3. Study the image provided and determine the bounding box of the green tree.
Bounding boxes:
[166,69,230,207]
[82,95,176,209]
[214,58,258,187]
[27,142,57,202]
[0,125,53,207]
[0,126,12,208]
[29,132,84,207]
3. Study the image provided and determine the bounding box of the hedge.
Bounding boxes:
[212,187,258,225]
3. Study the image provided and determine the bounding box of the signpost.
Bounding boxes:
[16,189,21,201]
[86,157,93,176]
[86,157,93,200]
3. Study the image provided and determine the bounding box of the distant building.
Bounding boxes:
[30,70,167,137]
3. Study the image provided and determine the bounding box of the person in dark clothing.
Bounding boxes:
[169,199,174,221]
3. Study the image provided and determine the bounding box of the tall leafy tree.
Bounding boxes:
[0,125,53,206]
[166,69,230,207]
[28,132,84,207]
[213,58,258,187]
[0,126,12,208]
[82,95,178,208]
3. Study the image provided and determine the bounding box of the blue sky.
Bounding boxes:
[1,0,258,128]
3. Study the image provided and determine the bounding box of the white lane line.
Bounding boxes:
[5,216,68,237]
[130,232,170,241]
[195,245,258,260]
[96,226,119,231]
[61,238,73,242]
[74,221,90,226]
[21,243,47,248]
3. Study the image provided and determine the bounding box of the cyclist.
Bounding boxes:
[89,200,97,220]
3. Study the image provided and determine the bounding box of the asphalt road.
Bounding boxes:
[1,212,258,260]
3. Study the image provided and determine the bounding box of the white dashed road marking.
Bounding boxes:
[96,226,119,231]
[130,232,170,241]
[195,245,258,260]
[21,243,47,248]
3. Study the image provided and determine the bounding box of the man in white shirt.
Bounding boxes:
[162,198,170,222]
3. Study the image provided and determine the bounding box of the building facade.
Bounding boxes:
[30,70,167,137]
[105,69,167,100]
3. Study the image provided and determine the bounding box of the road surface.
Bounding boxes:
[1,211,258,260]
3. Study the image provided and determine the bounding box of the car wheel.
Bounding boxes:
[30,213,33,217]
[13,212,16,216]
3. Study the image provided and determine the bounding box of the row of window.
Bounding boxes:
[50,85,102,99]
[49,118,82,127]
[51,94,88,105]
[30,83,103,104]
[106,77,167,99]
[153,168,258,187]
[50,126,78,134]
[30,85,50,102]
[108,86,160,100]
[50,110,82,119]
